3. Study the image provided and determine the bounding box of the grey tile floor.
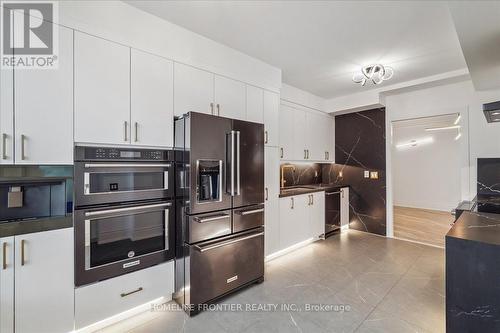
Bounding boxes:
[100,230,445,333]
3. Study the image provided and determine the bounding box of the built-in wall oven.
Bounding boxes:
[74,146,175,286]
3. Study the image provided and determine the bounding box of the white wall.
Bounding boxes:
[57,1,281,92]
[391,121,462,211]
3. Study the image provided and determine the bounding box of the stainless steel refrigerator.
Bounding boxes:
[174,112,264,315]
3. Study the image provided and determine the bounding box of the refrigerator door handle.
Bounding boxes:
[230,130,235,196]
[236,130,241,195]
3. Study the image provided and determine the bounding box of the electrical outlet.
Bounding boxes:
[370,171,379,179]
[364,170,370,178]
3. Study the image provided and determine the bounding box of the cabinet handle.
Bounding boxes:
[264,131,268,144]
[21,239,26,266]
[2,133,6,160]
[20,134,26,160]
[120,287,143,298]
[280,148,284,158]
[124,121,128,142]
[304,149,307,159]
[210,103,214,115]
[2,242,7,270]
[311,194,314,205]
[307,150,310,159]
[291,197,294,209]
[216,104,220,116]
[341,189,344,199]
[265,187,269,201]
[134,122,138,142]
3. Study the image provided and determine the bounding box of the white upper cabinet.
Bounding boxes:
[292,107,307,160]
[214,75,246,120]
[14,25,73,164]
[0,55,14,165]
[131,50,174,147]
[74,32,130,145]
[246,85,264,123]
[265,146,280,201]
[174,63,214,117]
[306,111,325,161]
[263,90,279,147]
[279,104,294,160]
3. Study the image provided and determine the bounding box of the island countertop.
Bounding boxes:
[446,210,500,246]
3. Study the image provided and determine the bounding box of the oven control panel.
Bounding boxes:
[75,146,173,161]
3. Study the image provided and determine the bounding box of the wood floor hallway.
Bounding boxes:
[393,206,454,248]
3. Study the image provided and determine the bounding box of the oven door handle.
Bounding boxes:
[84,202,172,217]
[236,208,264,216]
[194,232,264,253]
[84,163,171,168]
[326,191,341,196]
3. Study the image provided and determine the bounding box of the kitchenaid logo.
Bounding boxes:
[1,1,58,69]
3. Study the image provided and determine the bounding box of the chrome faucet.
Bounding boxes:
[281,165,296,188]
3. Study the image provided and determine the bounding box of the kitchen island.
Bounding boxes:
[446,211,500,332]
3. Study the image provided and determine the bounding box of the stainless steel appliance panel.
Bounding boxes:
[187,228,264,307]
[325,189,341,236]
[188,113,232,214]
[232,204,264,233]
[188,210,232,244]
[231,120,264,208]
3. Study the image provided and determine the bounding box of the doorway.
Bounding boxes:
[391,113,466,247]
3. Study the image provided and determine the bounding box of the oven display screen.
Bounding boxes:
[120,151,141,158]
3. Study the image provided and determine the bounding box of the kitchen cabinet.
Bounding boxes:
[263,90,279,147]
[279,194,310,249]
[131,50,174,147]
[74,31,130,145]
[1,228,74,333]
[0,237,14,333]
[14,25,73,164]
[246,85,264,123]
[174,63,214,117]
[0,58,14,164]
[279,103,335,162]
[265,199,280,256]
[309,191,326,238]
[278,104,295,160]
[215,75,246,120]
[340,187,350,227]
[279,191,326,250]
[265,147,280,201]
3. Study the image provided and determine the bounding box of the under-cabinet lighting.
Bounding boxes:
[395,137,434,149]
[425,125,460,131]
[454,114,461,125]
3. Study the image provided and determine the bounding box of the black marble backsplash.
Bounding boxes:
[334,108,387,236]
[477,158,500,197]
[280,163,323,187]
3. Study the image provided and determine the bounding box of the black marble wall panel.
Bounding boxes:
[477,158,500,196]
[333,108,387,235]
[280,163,323,188]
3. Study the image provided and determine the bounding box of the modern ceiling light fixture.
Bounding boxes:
[425,125,461,131]
[353,64,394,86]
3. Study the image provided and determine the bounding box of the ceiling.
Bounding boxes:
[126,1,467,99]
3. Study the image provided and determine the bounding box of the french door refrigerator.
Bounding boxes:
[174,112,264,315]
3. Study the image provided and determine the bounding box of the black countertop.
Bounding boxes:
[446,211,500,246]
[279,184,347,198]
[0,214,73,238]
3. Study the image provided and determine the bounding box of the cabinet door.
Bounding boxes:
[325,116,335,162]
[0,55,14,164]
[279,195,309,249]
[263,91,279,147]
[174,63,214,117]
[14,25,73,164]
[310,191,325,238]
[305,112,325,161]
[15,228,74,333]
[74,32,130,145]
[214,75,246,120]
[246,85,264,123]
[264,199,280,256]
[293,108,307,160]
[0,237,14,333]
[340,187,350,228]
[265,146,280,201]
[131,49,174,147]
[278,104,294,160]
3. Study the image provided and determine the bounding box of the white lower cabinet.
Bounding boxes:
[278,191,326,251]
[264,199,280,256]
[0,228,74,333]
[340,187,350,227]
[75,261,174,330]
